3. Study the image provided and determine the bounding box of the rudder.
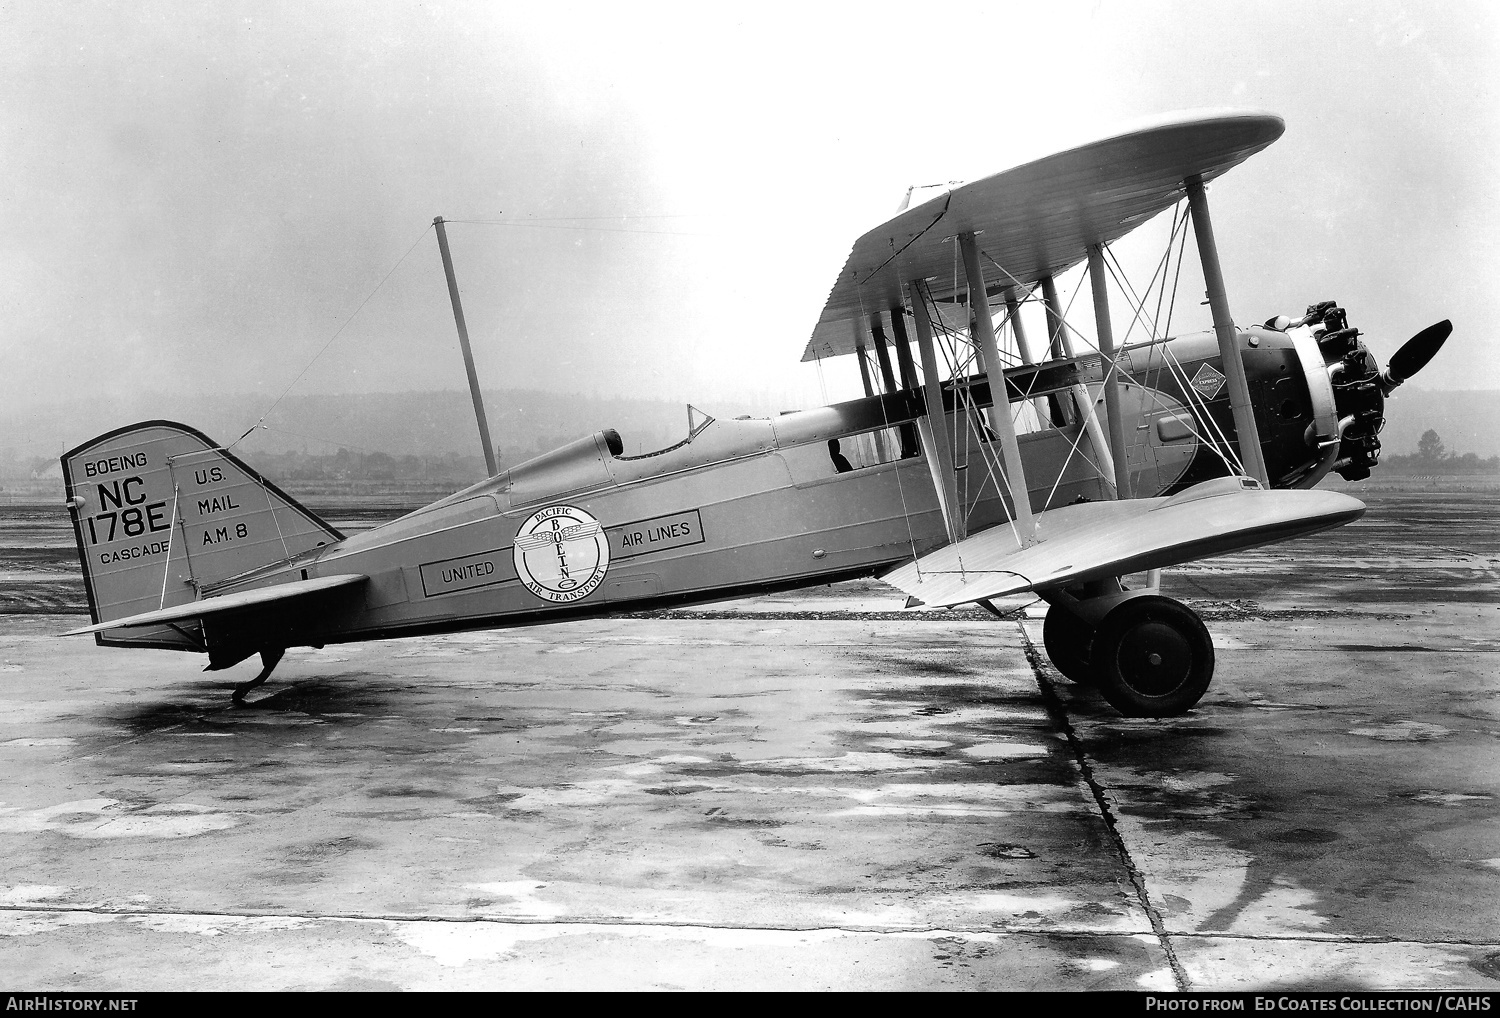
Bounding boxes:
[63,421,343,650]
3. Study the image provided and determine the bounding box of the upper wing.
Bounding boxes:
[803,111,1284,362]
[881,477,1363,608]
[60,573,367,636]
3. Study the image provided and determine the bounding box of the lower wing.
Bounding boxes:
[882,477,1364,608]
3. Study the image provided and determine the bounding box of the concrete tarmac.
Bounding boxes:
[1,492,1498,991]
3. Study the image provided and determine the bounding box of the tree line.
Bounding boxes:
[1380,429,1500,474]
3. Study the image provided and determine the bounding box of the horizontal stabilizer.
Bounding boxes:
[61,574,367,637]
[881,478,1364,609]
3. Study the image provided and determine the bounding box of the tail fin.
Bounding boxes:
[62,421,343,650]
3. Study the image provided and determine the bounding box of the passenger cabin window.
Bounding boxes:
[829,425,911,472]
[1012,399,1049,436]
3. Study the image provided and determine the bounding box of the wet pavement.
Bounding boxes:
[0,489,1496,990]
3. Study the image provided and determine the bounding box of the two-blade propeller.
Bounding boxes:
[1382,319,1452,394]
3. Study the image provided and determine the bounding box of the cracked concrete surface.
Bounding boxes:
[1,488,1497,990]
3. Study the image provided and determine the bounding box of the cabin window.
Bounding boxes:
[830,425,911,472]
[1013,399,1053,435]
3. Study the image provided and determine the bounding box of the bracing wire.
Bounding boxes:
[444,218,710,238]
[926,286,1021,547]
[228,223,436,452]
[1094,235,1247,479]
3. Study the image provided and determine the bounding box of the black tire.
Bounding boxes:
[1090,595,1214,717]
[1042,604,1096,685]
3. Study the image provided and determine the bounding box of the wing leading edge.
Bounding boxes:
[804,110,1285,362]
[881,477,1364,609]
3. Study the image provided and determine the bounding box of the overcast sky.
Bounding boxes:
[2,1,1496,438]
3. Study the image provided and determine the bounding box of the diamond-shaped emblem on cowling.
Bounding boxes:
[1191,363,1226,400]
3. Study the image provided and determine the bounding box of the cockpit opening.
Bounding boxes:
[612,405,718,461]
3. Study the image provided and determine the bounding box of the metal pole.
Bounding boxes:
[908,280,964,542]
[1088,244,1133,498]
[434,216,498,477]
[1185,176,1268,485]
[961,233,1034,544]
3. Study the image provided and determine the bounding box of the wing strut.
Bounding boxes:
[1040,274,1115,491]
[907,279,964,542]
[1002,285,1054,433]
[855,324,892,461]
[873,313,919,458]
[869,315,899,394]
[854,336,876,398]
[1088,244,1135,498]
[1003,288,1039,362]
[959,232,1035,545]
[888,307,921,391]
[1186,176,1268,485]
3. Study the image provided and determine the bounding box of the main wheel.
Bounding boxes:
[1090,596,1213,717]
[1042,604,1096,685]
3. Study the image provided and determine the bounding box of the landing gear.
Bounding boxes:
[1090,596,1213,717]
[232,648,285,703]
[1039,593,1215,716]
[1042,604,1095,685]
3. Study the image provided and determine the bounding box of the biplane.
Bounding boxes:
[59,111,1450,717]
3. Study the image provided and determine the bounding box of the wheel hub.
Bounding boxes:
[1116,620,1193,696]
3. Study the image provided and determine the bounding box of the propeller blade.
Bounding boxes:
[1387,320,1452,382]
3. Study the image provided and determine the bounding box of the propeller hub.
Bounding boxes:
[1303,305,1451,482]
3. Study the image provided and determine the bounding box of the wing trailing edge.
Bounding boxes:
[60,573,368,637]
[881,477,1364,609]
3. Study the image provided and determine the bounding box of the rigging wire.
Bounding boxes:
[456,214,698,221]
[228,222,436,452]
[1095,236,1246,478]
[1154,203,1189,341]
[443,218,710,238]
[1161,209,1192,344]
[1112,230,1247,476]
[1105,237,1174,346]
[927,286,1019,548]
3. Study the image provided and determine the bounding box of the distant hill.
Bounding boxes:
[0,388,794,478]
[2,386,1495,479]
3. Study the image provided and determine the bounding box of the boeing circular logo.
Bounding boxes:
[512,505,609,603]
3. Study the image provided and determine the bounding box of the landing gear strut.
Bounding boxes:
[232,648,285,703]
[1041,595,1214,717]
